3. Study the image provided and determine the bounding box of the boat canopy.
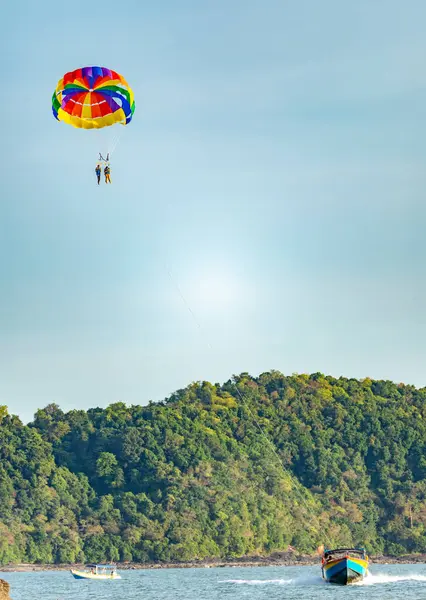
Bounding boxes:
[86,564,117,569]
[323,548,366,557]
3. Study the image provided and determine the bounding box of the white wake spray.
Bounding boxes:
[357,572,426,586]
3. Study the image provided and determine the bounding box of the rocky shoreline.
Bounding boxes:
[1,552,425,572]
[0,580,11,600]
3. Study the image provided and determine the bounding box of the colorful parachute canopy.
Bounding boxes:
[52,66,135,129]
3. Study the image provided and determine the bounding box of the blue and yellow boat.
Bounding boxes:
[70,564,121,580]
[321,547,368,585]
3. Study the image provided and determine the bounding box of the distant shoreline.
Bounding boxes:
[1,553,425,572]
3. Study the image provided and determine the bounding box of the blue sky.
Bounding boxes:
[1,0,426,423]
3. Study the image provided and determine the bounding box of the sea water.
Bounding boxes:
[2,563,426,600]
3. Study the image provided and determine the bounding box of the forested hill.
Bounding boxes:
[1,372,426,565]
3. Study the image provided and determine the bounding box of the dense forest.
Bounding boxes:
[0,372,426,565]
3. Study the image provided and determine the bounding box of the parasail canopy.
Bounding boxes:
[52,66,135,129]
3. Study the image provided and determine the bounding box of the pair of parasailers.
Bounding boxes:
[95,164,111,185]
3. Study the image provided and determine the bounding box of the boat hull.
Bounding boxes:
[70,570,121,580]
[322,557,368,585]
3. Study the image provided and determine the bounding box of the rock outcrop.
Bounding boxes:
[0,579,10,600]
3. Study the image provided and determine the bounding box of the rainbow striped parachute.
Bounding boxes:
[52,66,135,129]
